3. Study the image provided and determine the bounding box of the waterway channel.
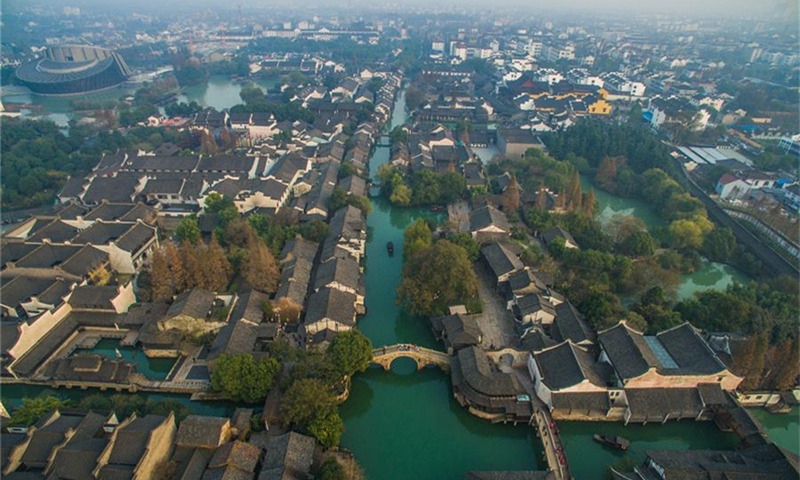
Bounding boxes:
[0,76,796,480]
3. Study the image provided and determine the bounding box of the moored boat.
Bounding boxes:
[387,241,394,254]
[593,434,630,450]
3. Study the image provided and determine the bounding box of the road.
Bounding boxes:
[473,261,520,349]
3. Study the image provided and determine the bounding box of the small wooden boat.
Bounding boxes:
[387,241,394,254]
[593,434,630,450]
[429,205,444,212]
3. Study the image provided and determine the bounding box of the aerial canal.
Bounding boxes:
[338,89,544,479]
[1,77,796,480]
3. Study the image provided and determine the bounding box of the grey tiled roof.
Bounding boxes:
[166,288,216,320]
[453,346,522,397]
[304,287,356,328]
[470,205,510,233]
[313,255,360,292]
[176,415,229,449]
[481,243,523,280]
[598,322,659,381]
[534,341,608,390]
[68,285,119,311]
[258,431,315,480]
[552,302,594,345]
[656,323,726,375]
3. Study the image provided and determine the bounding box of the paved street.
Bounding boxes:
[474,261,520,349]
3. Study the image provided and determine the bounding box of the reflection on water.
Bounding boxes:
[558,420,740,480]
[677,261,748,300]
[75,338,176,380]
[751,407,800,455]
[177,76,279,111]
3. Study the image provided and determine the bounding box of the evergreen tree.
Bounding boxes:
[175,216,201,244]
[218,127,235,150]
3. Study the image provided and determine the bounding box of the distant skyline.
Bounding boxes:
[3,0,796,19]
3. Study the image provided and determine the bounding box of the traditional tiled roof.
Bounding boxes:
[71,221,132,245]
[313,255,360,292]
[481,243,523,280]
[639,443,799,480]
[534,341,609,391]
[470,205,510,233]
[19,411,87,469]
[514,293,555,319]
[258,431,315,480]
[656,323,726,375]
[624,388,705,422]
[115,222,157,253]
[68,285,119,311]
[598,322,659,381]
[166,288,216,321]
[432,314,483,351]
[27,220,80,243]
[304,287,357,328]
[205,441,261,480]
[550,391,610,413]
[452,346,522,397]
[56,203,90,221]
[176,416,230,449]
[48,354,134,384]
[100,414,172,478]
[552,302,594,345]
[276,237,318,307]
[541,227,578,248]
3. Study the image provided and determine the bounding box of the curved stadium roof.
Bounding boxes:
[16,46,131,95]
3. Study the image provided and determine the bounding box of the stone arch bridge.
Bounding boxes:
[372,344,451,372]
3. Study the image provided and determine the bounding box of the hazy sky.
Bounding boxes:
[4,0,795,19]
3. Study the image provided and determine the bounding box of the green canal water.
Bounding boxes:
[578,175,750,300]
[339,140,544,478]
[74,338,176,380]
[751,407,800,455]
[177,75,279,111]
[1,77,795,479]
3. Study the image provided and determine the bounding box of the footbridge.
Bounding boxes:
[532,407,572,480]
[372,344,451,372]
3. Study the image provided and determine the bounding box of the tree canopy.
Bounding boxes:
[211,354,281,403]
[397,239,480,316]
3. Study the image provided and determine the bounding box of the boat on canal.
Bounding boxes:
[593,434,630,450]
[387,241,394,254]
